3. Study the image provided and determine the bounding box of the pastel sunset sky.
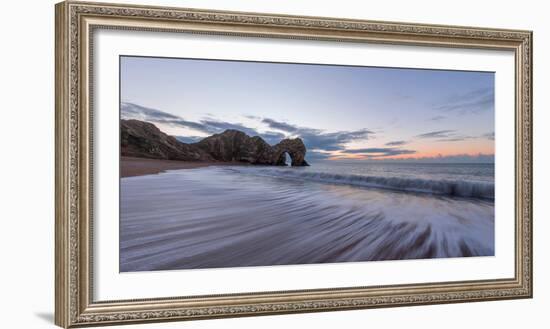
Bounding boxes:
[120,56,495,162]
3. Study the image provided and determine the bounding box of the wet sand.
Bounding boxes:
[121,156,247,177]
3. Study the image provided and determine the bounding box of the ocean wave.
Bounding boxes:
[232,168,494,200]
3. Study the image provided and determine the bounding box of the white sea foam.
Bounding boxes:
[229,166,495,200]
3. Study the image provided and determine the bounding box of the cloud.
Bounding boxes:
[121,102,287,144]
[483,131,495,140]
[434,87,494,114]
[121,102,180,120]
[301,129,372,151]
[415,130,480,142]
[415,130,456,139]
[175,136,204,143]
[122,102,374,155]
[262,117,372,151]
[395,93,412,101]
[306,151,333,160]
[338,153,495,163]
[261,118,299,133]
[385,140,407,146]
[121,102,493,163]
[385,153,494,163]
[200,119,260,137]
[121,102,215,134]
[342,147,417,157]
[436,136,475,142]
[166,119,216,134]
[258,131,287,145]
[429,115,446,121]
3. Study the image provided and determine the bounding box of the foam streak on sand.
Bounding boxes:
[120,166,495,272]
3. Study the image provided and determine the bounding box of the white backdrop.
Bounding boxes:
[0,0,547,328]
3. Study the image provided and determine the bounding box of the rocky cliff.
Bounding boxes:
[121,119,213,161]
[121,119,309,166]
[193,129,274,164]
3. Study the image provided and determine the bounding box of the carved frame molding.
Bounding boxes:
[55,1,532,327]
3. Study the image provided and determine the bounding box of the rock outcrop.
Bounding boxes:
[272,138,308,166]
[121,119,213,161]
[193,129,275,164]
[194,129,309,166]
[121,119,309,166]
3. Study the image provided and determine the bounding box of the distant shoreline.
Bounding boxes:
[121,156,248,178]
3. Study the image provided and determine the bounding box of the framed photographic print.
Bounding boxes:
[55,1,533,327]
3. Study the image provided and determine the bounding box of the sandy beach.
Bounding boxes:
[121,156,247,177]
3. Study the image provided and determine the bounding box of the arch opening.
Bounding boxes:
[284,152,291,166]
[276,150,293,166]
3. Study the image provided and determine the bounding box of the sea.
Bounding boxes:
[120,161,495,272]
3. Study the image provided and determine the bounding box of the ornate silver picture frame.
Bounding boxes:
[55,1,532,327]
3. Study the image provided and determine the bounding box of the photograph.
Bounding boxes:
[119,56,496,272]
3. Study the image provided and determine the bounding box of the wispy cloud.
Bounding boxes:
[428,115,446,122]
[121,102,491,162]
[415,130,479,142]
[121,102,214,133]
[434,87,494,114]
[379,153,495,163]
[395,93,412,101]
[200,119,261,138]
[483,131,495,140]
[121,102,288,143]
[436,136,475,142]
[415,130,456,139]
[303,129,372,151]
[175,136,204,143]
[306,151,333,160]
[261,117,373,151]
[342,147,417,157]
[121,102,180,120]
[261,118,299,133]
[122,102,373,151]
[385,140,407,146]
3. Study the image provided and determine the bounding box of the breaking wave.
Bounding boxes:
[232,168,494,200]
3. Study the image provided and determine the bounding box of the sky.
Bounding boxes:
[120,56,495,163]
